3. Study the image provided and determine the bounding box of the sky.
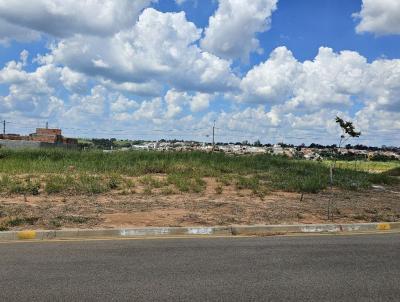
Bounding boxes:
[0,0,399,146]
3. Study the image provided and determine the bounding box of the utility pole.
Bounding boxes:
[2,120,5,135]
[212,120,216,151]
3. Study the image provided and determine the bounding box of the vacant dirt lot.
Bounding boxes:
[1,177,399,230]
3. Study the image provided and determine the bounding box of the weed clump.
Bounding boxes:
[0,175,41,195]
[215,185,223,194]
[167,174,206,193]
[139,175,166,189]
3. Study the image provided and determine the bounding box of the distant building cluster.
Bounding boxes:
[124,141,399,161]
[2,129,398,161]
[0,128,77,148]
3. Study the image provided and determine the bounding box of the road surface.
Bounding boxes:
[0,233,399,301]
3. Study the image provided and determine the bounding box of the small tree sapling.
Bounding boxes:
[327,116,361,220]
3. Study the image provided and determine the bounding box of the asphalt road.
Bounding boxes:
[0,234,399,302]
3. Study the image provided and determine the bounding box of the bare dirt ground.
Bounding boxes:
[1,177,399,230]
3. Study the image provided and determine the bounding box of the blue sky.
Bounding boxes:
[0,0,399,146]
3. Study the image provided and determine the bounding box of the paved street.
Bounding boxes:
[0,234,399,301]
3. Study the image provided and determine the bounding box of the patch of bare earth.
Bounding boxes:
[0,177,399,230]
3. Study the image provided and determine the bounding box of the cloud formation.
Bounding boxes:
[240,46,400,113]
[44,8,239,94]
[354,0,400,35]
[0,19,40,45]
[0,0,153,38]
[201,0,278,61]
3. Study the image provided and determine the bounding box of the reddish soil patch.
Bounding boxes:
[0,178,399,230]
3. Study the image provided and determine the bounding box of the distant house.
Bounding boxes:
[272,144,284,155]
[29,128,63,143]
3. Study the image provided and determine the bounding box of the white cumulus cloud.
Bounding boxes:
[190,93,212,112]
[0,0,153,38]
[354,0,400,35]
[201,0,278,61]
[240,46,373,111]
[46,8,239,94]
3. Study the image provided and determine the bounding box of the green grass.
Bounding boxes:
[0,175,40,195]
[167,174,206,193]
[139,175,167,189]
[45,175,75,194]
[216,175,233,186]
[235,176,260,191]
[257,163,329,193]
[44,173,137,195]
[325,160,400,173]
[0,148,398,194]
[235,175,269,197]
[44,174,108,194]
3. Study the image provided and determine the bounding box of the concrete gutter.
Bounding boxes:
[0,223,399,241]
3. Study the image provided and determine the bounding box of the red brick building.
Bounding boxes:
[30,128,63,143]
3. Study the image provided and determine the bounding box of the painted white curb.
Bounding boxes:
[0,222,398,241]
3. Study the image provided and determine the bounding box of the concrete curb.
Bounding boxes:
[231,222,399,236]
[0,223,399,241]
